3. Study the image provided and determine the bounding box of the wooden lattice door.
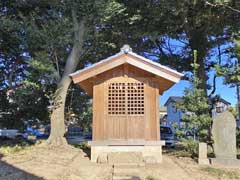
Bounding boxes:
[106,80,145,140]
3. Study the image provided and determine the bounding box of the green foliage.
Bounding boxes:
[177,51,212,142]
[0,1,97,129]
[216,62,240,87]
[181,140,199,158]
[100,1,126,22]
[1,0,240,132]
[175,129,186,139]
[164,142,199,158]
[216,33,240,87]
[110,0,240,86]
[216,32,240,121]
[179,86,212,140]
[65,86,92,131]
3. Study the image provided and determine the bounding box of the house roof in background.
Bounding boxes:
[164,96,231,107]
[218,98,231,105]
[164,96,183,106]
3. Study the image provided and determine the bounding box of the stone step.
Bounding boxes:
[113,163,145,168]
[114,167,139,176]
[108,152,144,164]
[112,176,133,180]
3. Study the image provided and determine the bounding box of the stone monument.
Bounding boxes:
[198,143,209,165]
[211,111,240,167]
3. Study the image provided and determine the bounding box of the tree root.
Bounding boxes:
[40,136,69,148]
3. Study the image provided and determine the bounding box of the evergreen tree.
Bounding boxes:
[216,32,240,121]
[177,50,212,143]
[1,0,239,146]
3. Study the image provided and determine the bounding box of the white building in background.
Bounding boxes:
[211,98,231,116]
[164,96,184,129]
[164,96,231,130]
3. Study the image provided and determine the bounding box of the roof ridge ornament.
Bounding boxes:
[120,44,132,54]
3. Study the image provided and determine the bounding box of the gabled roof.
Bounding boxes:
[69,45,183,83]
[164,96,183,106]
[70,45,183,95]
[218,98,231,105]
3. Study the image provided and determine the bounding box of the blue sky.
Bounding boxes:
[160,78,237,107]
[154,38,238,107]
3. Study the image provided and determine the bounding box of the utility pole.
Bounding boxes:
[237,84,240,121]
[235,58,240,122]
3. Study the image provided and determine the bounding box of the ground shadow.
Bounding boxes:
[0,153,44,180]
[131,176,141,180]
[71,143,91,159]
[81,146,91,159]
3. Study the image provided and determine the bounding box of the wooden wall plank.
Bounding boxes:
[107,116,126,140]
[92,81,104,140]
[156,84,160,140]
[127,116,145,140]
[144,80,158,140]
[93,64,160,141]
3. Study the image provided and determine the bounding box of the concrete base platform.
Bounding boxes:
[198,158,210,165]
[89,140,165,164]
[210,158,240,168]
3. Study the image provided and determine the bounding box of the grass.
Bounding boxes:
[164,141,216,159]
[145,176,155,180]
[163,146,192,157]
[201,166,240,180]
[163,142,197,158]
[0,139,33,156]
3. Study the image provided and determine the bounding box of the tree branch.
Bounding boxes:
[8,59,19,88]
[206,1,240,14]
[208,74,217,97]
[61,8,85,79]
[53,49,61,80]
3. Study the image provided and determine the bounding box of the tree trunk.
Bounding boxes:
[46,76,71,146]
[189,30,214,146]
[189,32,208,96]
[46,10,85,146]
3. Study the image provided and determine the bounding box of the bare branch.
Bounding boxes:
[53,49,61,80]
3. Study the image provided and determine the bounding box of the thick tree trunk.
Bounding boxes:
[189,32,208,96]
[46,76,71,146]
[45,10,85,146]
[188,30,214,146]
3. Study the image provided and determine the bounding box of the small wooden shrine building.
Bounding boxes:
[70,45,183,163]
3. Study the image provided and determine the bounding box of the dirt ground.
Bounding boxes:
[0,146,112,180]
[0,146,240,180]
